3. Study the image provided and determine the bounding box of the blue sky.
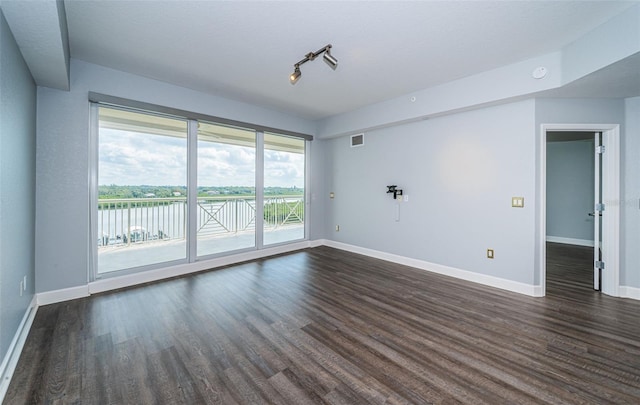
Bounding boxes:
[99,130,304,187]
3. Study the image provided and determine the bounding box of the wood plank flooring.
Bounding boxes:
[5,244,640,404]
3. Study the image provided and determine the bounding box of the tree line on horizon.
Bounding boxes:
[98,185,303,199]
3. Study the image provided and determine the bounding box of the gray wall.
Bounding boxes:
[325,100,537,285]
[546,139,595,244]
[535,99,626,126]
[0,10,36,360]
[623,97,640,288]
[323,97,631,290]
[307,139,328,241]
[36,60,317,293]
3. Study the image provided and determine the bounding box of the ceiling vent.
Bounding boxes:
[350,133,364,147]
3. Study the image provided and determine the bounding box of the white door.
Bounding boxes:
[593,132,603,291]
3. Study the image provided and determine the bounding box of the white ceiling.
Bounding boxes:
[3,1,640,120]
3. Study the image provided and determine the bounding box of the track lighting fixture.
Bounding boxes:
[323,50,338,70]
[290,65,301,84]
[290,44,338,84]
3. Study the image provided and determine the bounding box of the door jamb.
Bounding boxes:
[538,123,620,297]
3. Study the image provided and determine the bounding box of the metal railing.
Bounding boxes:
[97,195,304,248]
[197,197,256,236]
[264,196,305,229]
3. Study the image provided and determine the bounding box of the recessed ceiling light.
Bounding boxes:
[532,66,548,79]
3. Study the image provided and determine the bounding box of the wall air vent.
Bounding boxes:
[350,133,364,147]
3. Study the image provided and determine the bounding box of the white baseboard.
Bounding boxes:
[37,285,90,306]
[322,240,539,297]
[620,286,640,300]
[33,237,630,305]
[0,296,38,402]
[532,285,544,297]
[546,236,594,247]
[89,240,312,295]
[37,238,541,304]
[34,242,312,303]
[308,239,325,248]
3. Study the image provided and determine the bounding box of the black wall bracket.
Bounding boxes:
[386,185,403,199]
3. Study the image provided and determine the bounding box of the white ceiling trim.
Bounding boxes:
[317,4,640,138]
[1,0,638,130]
[1,0,70,90]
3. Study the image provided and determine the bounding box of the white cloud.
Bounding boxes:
[265,151,304,188]
[99,129,304,187]
[99,130,187,185]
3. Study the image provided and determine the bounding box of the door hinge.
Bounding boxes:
[595,203,605,212]
[595,261,605,270]
[596,145,605,154]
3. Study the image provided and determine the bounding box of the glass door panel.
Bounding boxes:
[97,107,188,274]
[263,133,305,245]
[197,122,256,257]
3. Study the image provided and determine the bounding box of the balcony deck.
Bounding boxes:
[97,195,304,274]
[98,224,304,274]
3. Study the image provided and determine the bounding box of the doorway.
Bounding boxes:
[546,131,596,294]
[539,124,620,297]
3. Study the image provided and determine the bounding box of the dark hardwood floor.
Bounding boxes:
[5,244,640,404]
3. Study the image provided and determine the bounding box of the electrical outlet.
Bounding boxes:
[335,225,340,232]
[23,275,27,292]
[487,249,494,259]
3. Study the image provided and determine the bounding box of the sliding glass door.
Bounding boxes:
[263,133,305,245]
[92,103,308,278]
[96,107,188,274]
[197,122,256,257]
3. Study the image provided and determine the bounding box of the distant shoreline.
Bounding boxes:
[99,185,303,199]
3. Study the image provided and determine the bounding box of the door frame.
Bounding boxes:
[538,123,620,297]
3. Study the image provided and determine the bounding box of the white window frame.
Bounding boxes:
[88,95,312,281]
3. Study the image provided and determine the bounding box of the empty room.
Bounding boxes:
[1,1,639,403]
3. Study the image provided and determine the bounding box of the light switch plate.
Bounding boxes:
[487,249,494,259]
[512,197,524,208]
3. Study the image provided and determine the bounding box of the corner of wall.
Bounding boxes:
[0,9,37,395]
[0,297,37,402]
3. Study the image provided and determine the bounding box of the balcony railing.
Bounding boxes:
[97,195,304,248]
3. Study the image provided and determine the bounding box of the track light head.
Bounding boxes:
[289,44,338,84]
[290,66,301,85]
[323,50,338,70]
